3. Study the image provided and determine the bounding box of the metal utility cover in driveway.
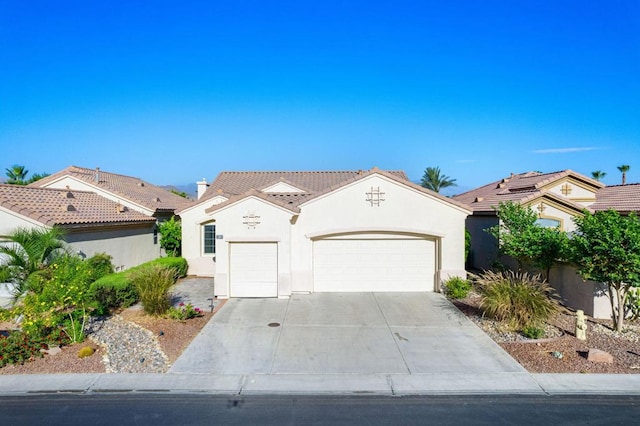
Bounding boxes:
[170,292,526,376]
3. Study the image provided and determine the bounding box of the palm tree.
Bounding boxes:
[5,164,29,185]
[591,170,606,181]
[0,227,67,300]
[420,166,457,193]
[617,165,630,185]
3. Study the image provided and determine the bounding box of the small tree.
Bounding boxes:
[420,166,457,193]
[570,210,640,331]
[486,201,568,277]
[617,165,630,185]
[158,216,182,257]
[5,164,29,185]
[591,170,606,181]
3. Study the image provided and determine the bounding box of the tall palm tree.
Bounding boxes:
[617,165,630,185]
[591,170,606,181]
[0,227,67,300]
[420,166,457,193]
[5,164,29,185]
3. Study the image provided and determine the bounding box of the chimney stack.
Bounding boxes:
[197,178,209,200]
[95,167,100,182]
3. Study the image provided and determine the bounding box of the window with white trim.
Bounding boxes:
[203,224,216,254]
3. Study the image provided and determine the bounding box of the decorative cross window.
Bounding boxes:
[536,203,546,216]
[561,183,572,196]
[366,187,386,207]
[243,212,261,229]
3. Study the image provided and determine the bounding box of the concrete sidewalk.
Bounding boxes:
[0,372,639,395]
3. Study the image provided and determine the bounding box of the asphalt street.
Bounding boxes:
[1,394,639,425]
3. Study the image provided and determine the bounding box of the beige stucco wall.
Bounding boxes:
[546,180,597,206]
[549,264,612,319]
[0,207,45,235]
[179,196,228,277]
[64,224,160,271]
[203,197,294,298]
[292,174,468,293]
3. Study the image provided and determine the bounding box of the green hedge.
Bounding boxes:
[89,257,188,314]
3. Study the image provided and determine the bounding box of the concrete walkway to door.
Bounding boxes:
[170,292,542,393]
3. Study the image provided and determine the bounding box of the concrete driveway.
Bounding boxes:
[170,292,525,376]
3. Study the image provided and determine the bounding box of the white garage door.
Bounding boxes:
[313,238,435,292]
[229,242,278,297]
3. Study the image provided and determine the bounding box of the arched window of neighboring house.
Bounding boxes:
[535,217,562,229]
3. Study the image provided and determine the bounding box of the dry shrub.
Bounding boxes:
[473,270,559,330]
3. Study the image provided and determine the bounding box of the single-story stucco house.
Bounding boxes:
[30,165,193,220]
[178,168,471,299]
[453,170,640,318]
[0,184,158,272]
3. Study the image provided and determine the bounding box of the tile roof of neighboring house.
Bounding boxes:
[0,185,156,228]
[31,166,193,214]
[201,168,471,215]
[453,170,603,213]
[591,184,640,214]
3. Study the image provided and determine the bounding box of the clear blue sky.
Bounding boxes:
[1,1,638,193]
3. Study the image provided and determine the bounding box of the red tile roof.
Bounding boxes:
[591,184,640,214]
[31,166,193,214]
[0,185,156,228]
[200,168,471,215]
[453,170,603,213]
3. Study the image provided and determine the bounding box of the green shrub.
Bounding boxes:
[89,257,188,313]
[443,277,472,299]
[86,253,115,281]
[131,265,176,316]
[158,216,182,257]
[522,325,545,339]
[15,254,95,342]
[78,346,95,358]
[474,270,559,330]
[89,271,138,314]
[153,257,188,278]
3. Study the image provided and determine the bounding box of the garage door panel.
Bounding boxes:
[230,243,278,298]
[313,238,435,292]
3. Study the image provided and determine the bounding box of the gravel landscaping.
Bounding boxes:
[453,292,640,374]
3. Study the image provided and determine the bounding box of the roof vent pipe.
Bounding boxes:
[95,167,100,182]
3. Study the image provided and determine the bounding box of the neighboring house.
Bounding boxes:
[178,168,471,299]
[30,165,193,220]
[0,185,158,271]
[453,170,604,271]
[453,170,639,319]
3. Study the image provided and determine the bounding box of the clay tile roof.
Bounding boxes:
[453,170,602,213]
[591,184,640,214]
[195,170,409,206]
[0,185,156,227]
[30,166,194,213]
[200,168,471,215]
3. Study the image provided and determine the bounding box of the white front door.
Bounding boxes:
[313,238,435,292]
[229,242,278,297]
